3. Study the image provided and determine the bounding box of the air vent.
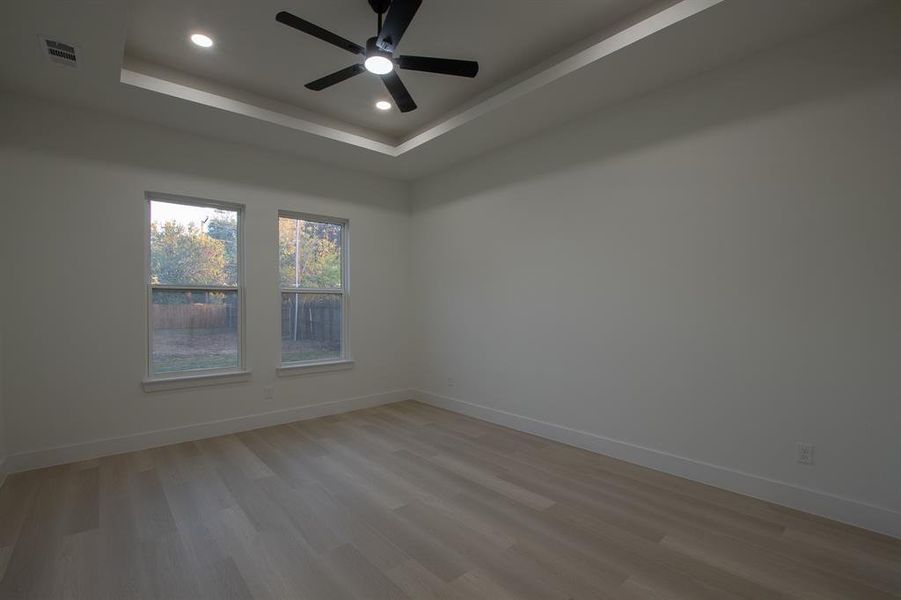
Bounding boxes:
[40,37,79,68]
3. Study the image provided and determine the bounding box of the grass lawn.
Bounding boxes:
[152,328,238,374]
[281,340,340,364]
[151,328,341,372]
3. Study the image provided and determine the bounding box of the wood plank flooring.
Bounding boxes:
[0,400,899,599]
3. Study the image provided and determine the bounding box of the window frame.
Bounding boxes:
[144,191,247,384]
[277,210,351,371]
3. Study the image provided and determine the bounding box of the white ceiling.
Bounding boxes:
[125,0,663,140]
[0,0,885,180]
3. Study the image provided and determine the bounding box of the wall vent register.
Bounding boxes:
[41,37,78,67]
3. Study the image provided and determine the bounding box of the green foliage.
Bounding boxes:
[279,218,342,288]
[206,213,238,284]
[150,220,231,286]
[151,213,339,297]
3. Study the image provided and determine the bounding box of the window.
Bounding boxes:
[279,212,348,366]
[147,194,244,378]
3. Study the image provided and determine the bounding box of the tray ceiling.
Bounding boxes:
[124,0,664,141]
[0,0,886,179]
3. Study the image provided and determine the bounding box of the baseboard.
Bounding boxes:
[413,389,901,540]
[4,389,413,474]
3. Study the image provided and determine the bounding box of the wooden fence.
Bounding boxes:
[152,297,336,344]
[282,296,341,346]
[152,303,236,330]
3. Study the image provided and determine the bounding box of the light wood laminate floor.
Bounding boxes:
[0,400,899,599]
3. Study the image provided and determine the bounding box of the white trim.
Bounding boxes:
[277,210,349,227]
[413,389,901,540]
[4,389,412,474]
[280,287,343,294]
[276,359,355,377]
[142,370,252,392]
[146,191,245,213]
[154,285,239,292]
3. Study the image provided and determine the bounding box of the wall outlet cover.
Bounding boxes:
[797,442,814,465]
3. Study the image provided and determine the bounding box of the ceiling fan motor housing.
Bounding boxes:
[368,0,392,15]
[366,37,392,60]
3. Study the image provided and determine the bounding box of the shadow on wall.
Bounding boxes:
[0,97,406,212]
[414,4,901,207]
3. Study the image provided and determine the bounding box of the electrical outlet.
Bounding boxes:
[446,377,455,388]
[797,442,814,465]
[263,386,274,400]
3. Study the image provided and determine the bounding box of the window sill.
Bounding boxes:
[276,359,355,377]
[142,370,252,392]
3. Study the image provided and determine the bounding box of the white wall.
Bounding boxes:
[0,94,411,467]
[411,7,901,535]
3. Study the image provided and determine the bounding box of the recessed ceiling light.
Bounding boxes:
[375,100,392,111]
[364,55,393,75]
[190,33,214,48]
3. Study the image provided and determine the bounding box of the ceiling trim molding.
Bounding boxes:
[120,68,399,155]
[395,0,723,154]
[120,0,724,158]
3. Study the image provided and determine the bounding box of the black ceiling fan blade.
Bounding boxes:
[397,55,479,78]
[376,0,422,52]
[305,64,366,91]
[381,71,417,112]
[276,11,364,55]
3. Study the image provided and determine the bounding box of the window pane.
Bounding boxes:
[281,293,342,363]
[279,217,343,289]
[151,200,238,286]
[151,289,239,374]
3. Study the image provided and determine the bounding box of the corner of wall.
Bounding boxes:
[0,246,7,486]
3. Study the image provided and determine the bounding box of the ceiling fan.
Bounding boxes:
[275,0,479,113]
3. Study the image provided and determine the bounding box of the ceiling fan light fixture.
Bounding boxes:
[364,55,394,75]
[364,37,394,74]
[190,33,214,48]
